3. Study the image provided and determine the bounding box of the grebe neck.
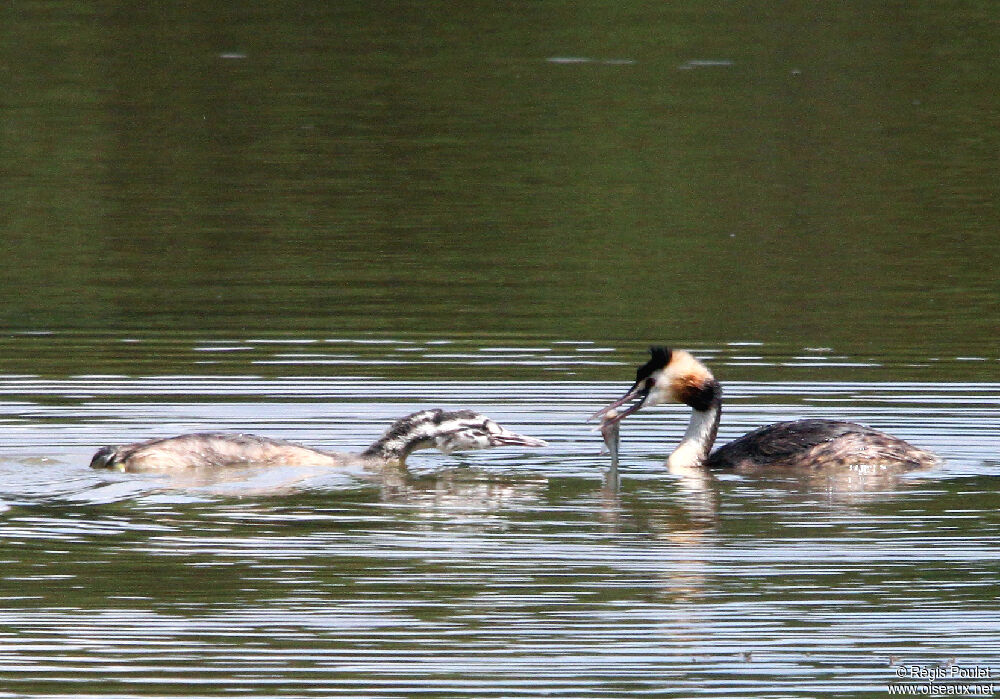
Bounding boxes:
[359,410,449,464]
[667,401,721,471]
[360,433,431,464]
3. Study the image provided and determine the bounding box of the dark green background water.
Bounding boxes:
[1,2,998,697]
[4,1,997,353]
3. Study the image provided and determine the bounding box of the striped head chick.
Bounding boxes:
[362,409,547,464]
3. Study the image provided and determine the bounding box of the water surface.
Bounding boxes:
[2,0,998,695]
[2,340,998,697]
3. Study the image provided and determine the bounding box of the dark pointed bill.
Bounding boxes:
[590,382,650,424]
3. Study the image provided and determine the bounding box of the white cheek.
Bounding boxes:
[439,433,495,453]
[642,386,663,408]
[644,384,670,407]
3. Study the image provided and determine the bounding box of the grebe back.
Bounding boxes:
[91,409,547,472]
[593,347,939,473]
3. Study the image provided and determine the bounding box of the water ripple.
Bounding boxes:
[0,351,997,697]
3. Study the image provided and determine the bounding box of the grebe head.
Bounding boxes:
[431,410,549,453]
[593,347,719,424]
[364,409,547,461]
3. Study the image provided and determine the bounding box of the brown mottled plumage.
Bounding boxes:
[90,432,348,471]
[705,419,938,473]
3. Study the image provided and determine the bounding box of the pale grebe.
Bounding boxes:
[90,409,547,472]
[592,347,939,472]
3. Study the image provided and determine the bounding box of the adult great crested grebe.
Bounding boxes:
[593,347,939,473]
[91,409,547,472]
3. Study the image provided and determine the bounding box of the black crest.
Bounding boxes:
[635,346,672,382]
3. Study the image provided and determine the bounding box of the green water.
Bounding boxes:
[3,1,997,350]
[1,1,998,696]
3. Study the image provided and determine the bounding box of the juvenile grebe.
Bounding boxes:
[90,409,547,472]
[592,347,939,473]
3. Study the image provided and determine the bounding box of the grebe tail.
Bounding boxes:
[593,347,939,473]
[91,409,546,472]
